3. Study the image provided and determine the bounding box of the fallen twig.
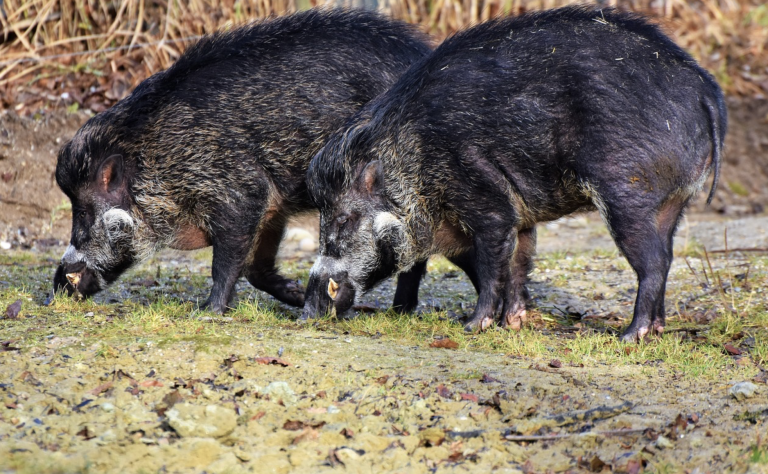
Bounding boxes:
[707,248,768,254]
[504,428,647,442]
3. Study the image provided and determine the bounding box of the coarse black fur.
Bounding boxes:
[304,6,727,341]
[52,8,432,313]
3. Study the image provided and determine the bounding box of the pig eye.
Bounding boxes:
[336,215,349,226]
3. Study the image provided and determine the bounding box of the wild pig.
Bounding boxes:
[302,6,726,341]
[52,9,431,313]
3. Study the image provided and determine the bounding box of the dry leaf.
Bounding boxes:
[4,300,21,319]
[89,382,113,396]
[1,341,20,352]
[480,373,500,383]
[156,390,184,416]
[254,356,291,367]
[430,338,459,349]
[724,343,741,356]
[292,427,319,444]
[284,420,325,431]
[284,420,306,431]
[460,393,479,402]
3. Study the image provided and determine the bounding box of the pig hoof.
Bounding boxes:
[503,309,527,331]
[199,299,229,315]
[620,325,650,343]
[464,316,495,333]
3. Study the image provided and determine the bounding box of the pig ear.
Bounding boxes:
[97,155,124,194]
[357,160,383,195]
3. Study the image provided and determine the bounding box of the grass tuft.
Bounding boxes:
[1,247,766,381]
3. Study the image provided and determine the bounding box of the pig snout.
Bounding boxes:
[52,261,101,300]
[301,270,356,320]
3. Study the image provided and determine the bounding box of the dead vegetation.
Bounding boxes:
[0,0,766,116]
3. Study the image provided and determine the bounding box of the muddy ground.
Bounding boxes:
[1,102,768,473]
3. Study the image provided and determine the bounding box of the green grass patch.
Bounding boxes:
[1,249,766,382]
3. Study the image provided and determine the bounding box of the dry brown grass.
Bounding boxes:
[1,0,766,115]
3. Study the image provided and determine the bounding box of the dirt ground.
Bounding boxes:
[1,220,767,474]
[1,102,768,473]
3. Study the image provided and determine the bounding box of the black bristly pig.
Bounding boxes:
[51,9,432,313]
[302,6,726,341]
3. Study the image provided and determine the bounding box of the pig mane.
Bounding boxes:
[133,9,430,102]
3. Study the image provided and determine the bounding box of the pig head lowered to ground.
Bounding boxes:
[302,6,726,342]
[51,9,432,313]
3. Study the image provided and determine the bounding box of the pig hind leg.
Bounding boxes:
[464,220,516,333]
[600,195,687,342]
[502,227,536,330]
[243,215,305,308]
[649,195,690,334]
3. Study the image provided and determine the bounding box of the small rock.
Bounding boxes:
[0,241,10,250]
[231,380,262,396]
[419,427,445,446]
[263,381,297,406]
[206,452,241,474]
[166,403,237,438]
[655,435,673,449]
[97,429,118,445]
[298,237,317,252]
[327,405,340,414]
[285,227,313,242]
[334,447,364,464]
[4,300,21,319]
[730,382,759,401]
[234,449,252,462]
[101,402,115,412]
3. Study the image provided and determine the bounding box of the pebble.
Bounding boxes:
[0,241,10,250]
[730,382,759,401]
[334,447,363,464]
[101,402,115,412]
[284,227,313,242]
[166,403,237,438]
[97,430,118,445]
[655,435,673,449]
[298,237,317,252]
[263,381,297,406]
